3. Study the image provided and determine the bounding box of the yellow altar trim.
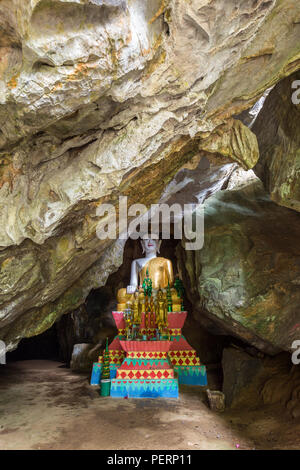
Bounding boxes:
[116,369,174,379]
[127,351,168,359]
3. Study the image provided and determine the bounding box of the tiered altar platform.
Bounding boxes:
[110,340,178,398]
[91,310,207,397]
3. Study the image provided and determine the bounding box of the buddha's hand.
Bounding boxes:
[127,285,137,294]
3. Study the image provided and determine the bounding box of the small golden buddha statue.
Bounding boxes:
[157,288,166,328]
[132,293,140,324]
[116,237,182,312]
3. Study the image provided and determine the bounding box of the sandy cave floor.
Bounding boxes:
[0,360,299,451]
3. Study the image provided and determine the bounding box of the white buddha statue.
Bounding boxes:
[116,237,181,311]
[126,238,173,293]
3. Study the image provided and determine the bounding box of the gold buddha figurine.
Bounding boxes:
[124,301,133,338]
[157,288,165,329]
[132,293,140,324]
[116,237,182,312]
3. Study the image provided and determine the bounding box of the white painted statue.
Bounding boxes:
[116,237,177,311]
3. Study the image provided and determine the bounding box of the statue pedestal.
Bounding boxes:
[90,310,208,396]
[110,340,178,398]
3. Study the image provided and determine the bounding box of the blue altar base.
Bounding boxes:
[110,378,179,398]
[90,363,117,385]
[91,363,207,388]
[174,365,208,386]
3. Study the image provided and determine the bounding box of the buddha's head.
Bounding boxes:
[140,236,162,257]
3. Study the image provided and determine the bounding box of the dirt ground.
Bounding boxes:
[0,360,299,450]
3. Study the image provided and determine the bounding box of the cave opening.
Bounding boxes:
[7,324,62,363]
[5,234,254,388]
[3,230,300,449]
[5,225,297,422]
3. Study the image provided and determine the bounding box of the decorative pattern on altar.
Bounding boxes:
[91,310,208,397]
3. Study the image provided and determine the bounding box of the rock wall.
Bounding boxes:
[0,0,300,351]
[177,172,300,354]
[253,70,300,212]
[222,347,300,418]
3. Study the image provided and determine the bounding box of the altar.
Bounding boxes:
[90,237,207,398]
[91,309,207,397]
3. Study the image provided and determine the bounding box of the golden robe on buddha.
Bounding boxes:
[117,257,181,312]
[139,257,174,289]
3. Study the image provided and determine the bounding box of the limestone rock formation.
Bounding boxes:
[222,347,264,408]
[0,0,300,350]
[222,347,300,417]
[177,174,300,354]
[253,71,300,212]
